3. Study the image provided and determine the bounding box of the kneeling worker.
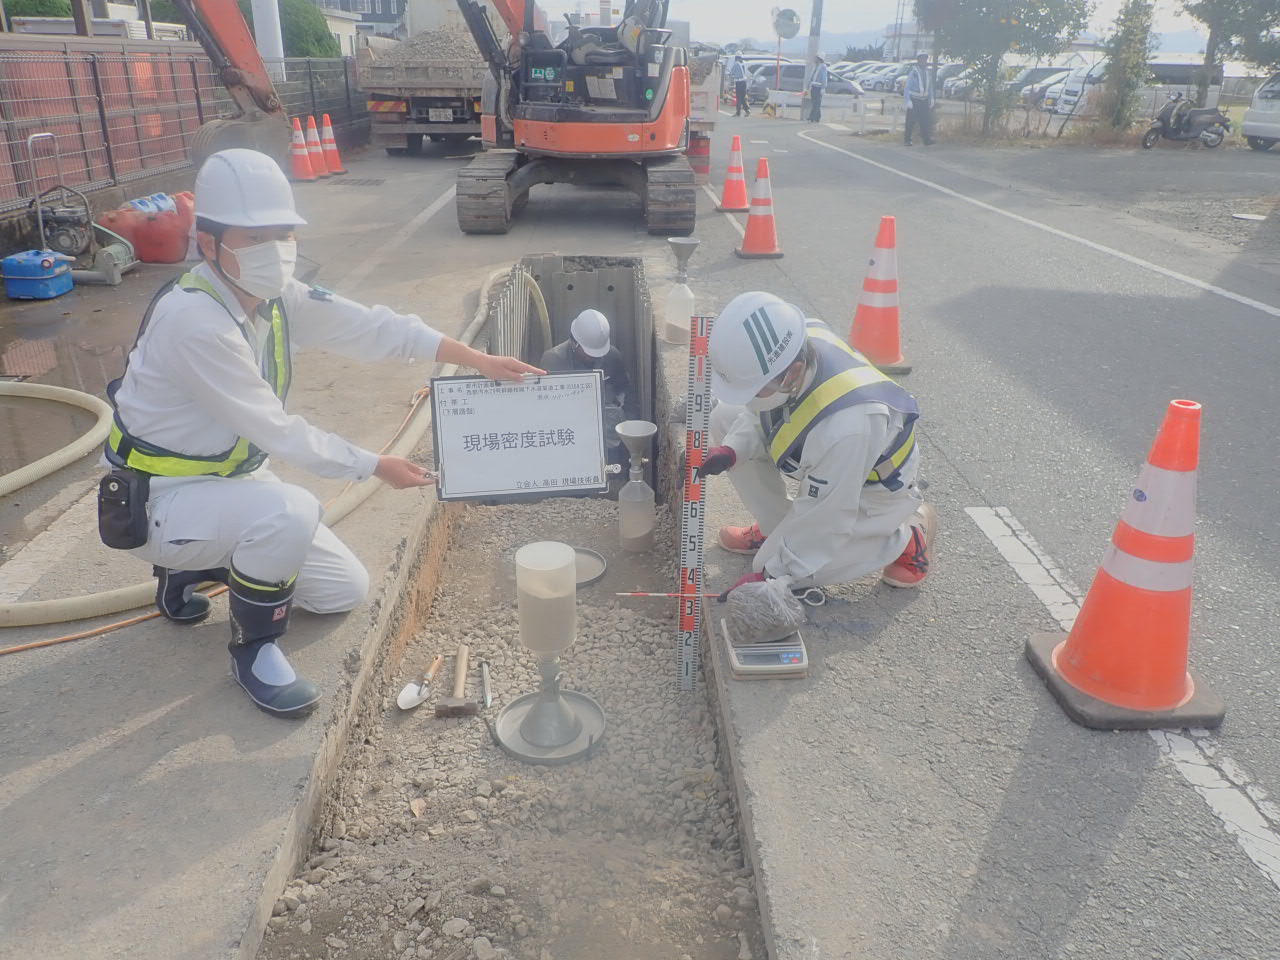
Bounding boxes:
[698,292,937,597]
[102,149,541,717]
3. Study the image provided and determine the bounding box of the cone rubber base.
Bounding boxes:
[1026,633,1225,730]
[735,248,784,260]
[718,204,749,213]
[875,360,912,375]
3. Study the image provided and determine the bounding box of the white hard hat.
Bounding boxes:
[194,148,307,228]
[709,292,807,405]
[570,309,611,358]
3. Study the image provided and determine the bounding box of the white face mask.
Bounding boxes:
[223,239,297,300]
[746,390,790,413]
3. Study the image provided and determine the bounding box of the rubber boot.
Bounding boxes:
[154,566,228,625]
[227,567,320,718]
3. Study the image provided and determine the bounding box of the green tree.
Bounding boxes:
[916,0,1091,133]
[1098,0,1155,129]
[148,0,180,22]
[237,0,341,58]
[1183,0,1280,103]
[842,43,885,61]
[7,0,72,16]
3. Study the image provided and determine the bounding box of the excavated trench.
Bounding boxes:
[257,259,764,960]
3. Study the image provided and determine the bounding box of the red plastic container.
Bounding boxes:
[132,210,188,263]
[95,206,143,249]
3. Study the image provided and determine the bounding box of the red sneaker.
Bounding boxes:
[719,522,766,555]
[882,504,938,588]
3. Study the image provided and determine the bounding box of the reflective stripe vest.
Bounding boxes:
[104,272,293,478]
[759,321,918,488]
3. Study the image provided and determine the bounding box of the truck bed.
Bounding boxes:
[356,57,489,97]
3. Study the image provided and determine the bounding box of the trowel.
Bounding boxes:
[396,654,445,711]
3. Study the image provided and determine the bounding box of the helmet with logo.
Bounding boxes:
[194,148,307,228]
[708,292,807,405]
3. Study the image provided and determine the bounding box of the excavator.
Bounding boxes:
[454,0,697,235]
[174,0,293,168]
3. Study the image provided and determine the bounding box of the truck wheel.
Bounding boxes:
[405,134,424,155]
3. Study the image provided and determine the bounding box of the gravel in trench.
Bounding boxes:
[259,497,763,960]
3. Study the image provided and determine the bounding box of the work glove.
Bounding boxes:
[696,446,737,480]
[718,570,766,603]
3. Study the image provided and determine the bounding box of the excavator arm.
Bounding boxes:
[175,0,291,167]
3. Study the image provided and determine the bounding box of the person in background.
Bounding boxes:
[728,55,751,117]
[101,149,541,719]
[808,56,829,123]
[540,309,637,464]
[904,51,936,146]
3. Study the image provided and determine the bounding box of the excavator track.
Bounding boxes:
[643,155,697,237]
[456,150,521,235]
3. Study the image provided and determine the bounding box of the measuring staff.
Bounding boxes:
[99,149,541,718]
[697,291,937,598]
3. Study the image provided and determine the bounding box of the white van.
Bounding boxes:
[1242,72,1280,151]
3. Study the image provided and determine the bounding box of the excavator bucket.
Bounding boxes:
[190,116,292,170]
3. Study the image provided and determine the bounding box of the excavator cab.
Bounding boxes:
[454,0,695,236]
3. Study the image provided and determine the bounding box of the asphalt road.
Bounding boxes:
[3,122,1279,958]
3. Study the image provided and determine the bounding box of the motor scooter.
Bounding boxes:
[1142,92,1231,149]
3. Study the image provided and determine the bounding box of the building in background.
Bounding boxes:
[884,19,932,59]
[312,0,405,37]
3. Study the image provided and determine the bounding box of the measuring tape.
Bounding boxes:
[677,314,714,691]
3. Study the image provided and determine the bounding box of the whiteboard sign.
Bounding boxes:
[430,372,608,501]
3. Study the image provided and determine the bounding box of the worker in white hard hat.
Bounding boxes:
[100,149,542,718]
[540,308,637,461]
[697,291,937,597]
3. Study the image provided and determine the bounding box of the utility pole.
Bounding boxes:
[251,0,286,82]
[805,0,823,67]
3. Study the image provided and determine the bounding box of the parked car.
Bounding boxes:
[1242,71,1280,151]
[865,62,913,92]
[944,66,976,97]
[1040,77,1068,112]
[1054,64,1108,114]
[934,62,968,84]
[1005,65,1072,94]
[749,62,864,102]
[1020,69,1071,106]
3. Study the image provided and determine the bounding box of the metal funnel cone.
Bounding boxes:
[668,237,700,279]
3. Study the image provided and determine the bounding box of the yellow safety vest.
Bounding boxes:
[105,272,292,478]
[760,321,918,489]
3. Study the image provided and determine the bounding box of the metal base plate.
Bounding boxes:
[492,690,607,765]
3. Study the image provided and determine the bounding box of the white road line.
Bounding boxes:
[701,183,746,238]
[719,109,737,117]
[335,186,457,293]
[0,488,96,603]
[966,505,1280,892]
[798,131,1280,320]
[823,122,851,131]
[750,139,769,144]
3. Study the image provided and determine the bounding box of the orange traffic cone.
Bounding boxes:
[735,158,783,260]
[717,135,749,212]
[850,216,909,374]
[305,116,329,178]
[289,118,316,182]
[1026,399,1224,730]
[320,113,347,175]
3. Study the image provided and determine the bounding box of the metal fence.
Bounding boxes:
[0,51,367,214]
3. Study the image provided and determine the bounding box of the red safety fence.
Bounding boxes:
[0,51,365,213]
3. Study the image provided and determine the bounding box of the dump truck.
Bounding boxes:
[356,4,493,155]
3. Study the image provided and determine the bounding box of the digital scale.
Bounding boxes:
[719,619,809,680]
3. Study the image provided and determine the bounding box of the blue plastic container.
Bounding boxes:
[2,249,74,300]
[127,192,176,215]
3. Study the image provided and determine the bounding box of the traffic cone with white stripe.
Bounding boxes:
[305,116,330,178]
[288,118,316,182]
[1026,399,1224,730]
[320,114,347,175]
[850,215,910,374]
[717,135,750,212]
[735,158,783,260]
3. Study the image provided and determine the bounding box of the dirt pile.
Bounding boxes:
[259,497,762,960]
[382,30,483,63]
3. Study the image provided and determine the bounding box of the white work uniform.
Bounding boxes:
[111,262,443,613]
[711,396,921,589]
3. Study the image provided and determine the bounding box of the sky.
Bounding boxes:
[542,0,1204,47]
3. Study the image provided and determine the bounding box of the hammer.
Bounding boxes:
[435,643,480,718]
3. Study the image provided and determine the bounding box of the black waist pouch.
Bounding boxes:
[98,468,151,550]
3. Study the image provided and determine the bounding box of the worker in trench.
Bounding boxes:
[698,292,937,602]
[98,148,541,718]
[540,308,638,467]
